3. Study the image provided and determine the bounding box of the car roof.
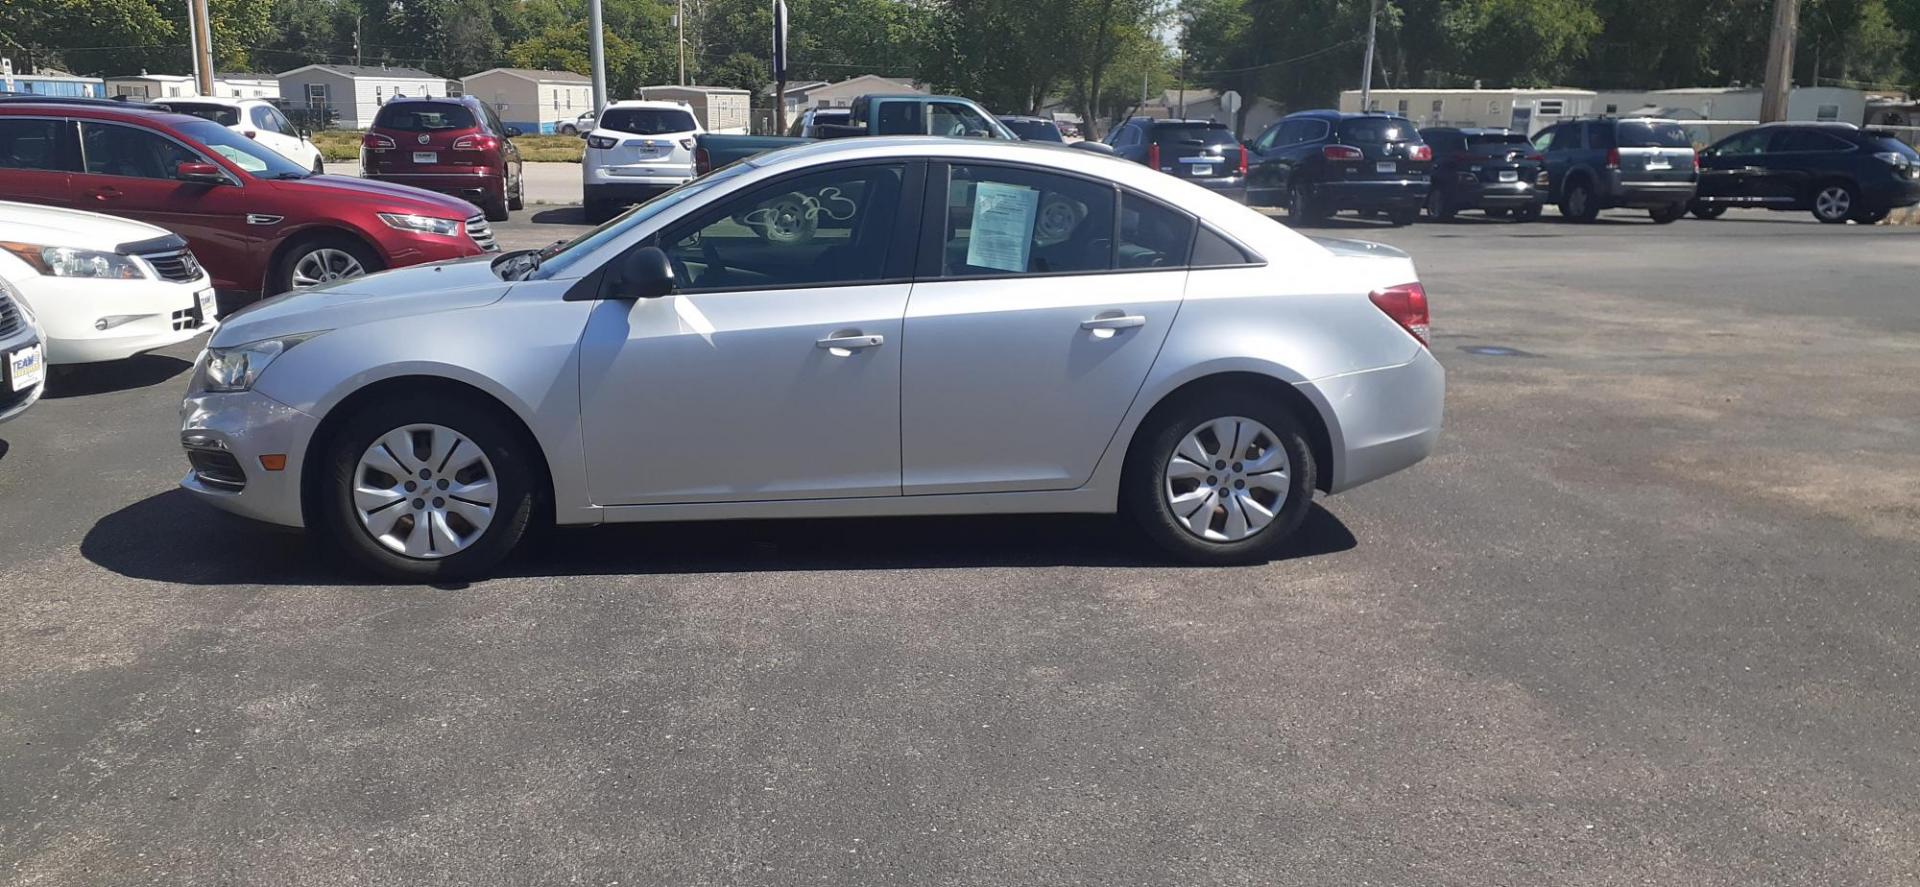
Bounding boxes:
[1285,109,1409,122]
[607,99,693,109]
[382,95,474,106]
[998,115,1054,123]
[0,99,203,127]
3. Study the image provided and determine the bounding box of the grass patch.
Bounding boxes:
[310,130,584,164]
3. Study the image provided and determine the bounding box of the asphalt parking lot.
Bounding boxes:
[3,208,1917,885]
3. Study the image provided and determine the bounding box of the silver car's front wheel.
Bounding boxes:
[1165,416,1291,543]
[354,424,498,559]
[290,247,367,288]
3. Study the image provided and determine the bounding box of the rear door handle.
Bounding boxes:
[816,334,884,352]
[1081,315,1146,331]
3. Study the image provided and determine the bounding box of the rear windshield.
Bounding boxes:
[1003,119,1064,142]
[156,102,239,127]
[1153,123,1237,147]
[372,103,476,132]
[1868,135,1919,158]
[600,107,698,135]
[1616,121,1693,148]
[1338,117,1419,143]
[1467,132,1531,148]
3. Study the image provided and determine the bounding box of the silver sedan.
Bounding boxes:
[178,137,1444,580]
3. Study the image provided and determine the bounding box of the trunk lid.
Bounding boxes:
[1334,116,1431,181]
[366,102,491,175]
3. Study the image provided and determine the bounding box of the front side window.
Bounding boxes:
[1713,129,1772,156]
[250,105,280,133]
[1531,127,1558,152]
[939,164,1114,278]
[0,118,70,172]
[158,102,240,126]
[1252,124,1279,152]
[927,102,993,138]
[171,118,309,177]
[80,122,201,179]
[662,163,906,291]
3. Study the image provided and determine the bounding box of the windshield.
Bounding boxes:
[1617,121,1693,148]
[533,163,756,279]
[156,102,239,127]
[173,118,309,178]
[373,103,476,132]
[1339,117,1419,143]
[1467,132,1532,149]
[1003,119,1064,142]
[600,108,698,135]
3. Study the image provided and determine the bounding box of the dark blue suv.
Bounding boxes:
[1246,110,1432,225]
[1692,123,1920,224]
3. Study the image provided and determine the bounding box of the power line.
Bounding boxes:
[1188,36,1363,77]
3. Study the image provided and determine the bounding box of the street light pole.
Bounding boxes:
[1359,0,1379,112]
[588,0,609,112]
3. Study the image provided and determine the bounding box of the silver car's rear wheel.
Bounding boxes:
[353,423,499,559]
[1164,416,1291,543]
[290,247,367,288]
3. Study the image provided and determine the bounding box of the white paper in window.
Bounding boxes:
[965,181,1039,272]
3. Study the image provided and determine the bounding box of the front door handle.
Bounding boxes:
[90,187,122,202]
[816,333,884,353]
[1081,315,1146,331]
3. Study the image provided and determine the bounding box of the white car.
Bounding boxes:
[560,110,594,136]
[153,98,327,173]
[0,201,218,365]
[582,100,704,222]
[0,275,46,422]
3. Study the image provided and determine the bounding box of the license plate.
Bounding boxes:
[1191,164,1213,176]
[1499,170,1519,182]
[412,151,438,164]
[1376,161,1396,173]
[1647,157,1671,170]
[9,344,43,393]
[196,288,218,325]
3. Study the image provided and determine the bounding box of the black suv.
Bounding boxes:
[1246,110,1431,225]
[1692,123,1920,224]
[999,115,1065,142]
[1417,127,1547,221]
[1532,118,1697,223]
[1105,117,1247,201]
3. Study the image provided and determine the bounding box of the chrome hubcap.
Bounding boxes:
[1817,187,1851,219]
[290,248,366,288]
[1165,416,1290,543]
[353,424,498,560]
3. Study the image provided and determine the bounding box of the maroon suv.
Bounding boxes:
[0,99,495,301]
[362,96,524,222]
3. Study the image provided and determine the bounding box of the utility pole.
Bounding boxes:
[1359,0,1379,112]
[190,0,214,96]
[1177,48,1188,118]
[355,15,364,66]
[588,0,609,112]
[1759,0,1800,122]
[677,0,687,85]
[186,0,203,93]
[772,0,788,135]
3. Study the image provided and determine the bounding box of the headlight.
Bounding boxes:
[197,333,324,393]
[377,213,463,237]
[0,242,147,279]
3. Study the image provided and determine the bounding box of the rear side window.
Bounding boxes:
[373,104,476,132]
[1338,117,1417,143]
[1191,226,1256,267]
[600,107,696,135]
[1587,123,1616,149]
[1152,124,1237,149]
[939,164,1114,277]
[1772,129,1853,152]
[158,102,240,126]
[0,118,69,171]
[1118,192,1193,268]
[1615,121,1691,148]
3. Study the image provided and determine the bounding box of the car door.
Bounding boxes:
[0,116,78,207]
[576,160,922,504]
[1764,128,1852,206]
[246,104,304,168]
[898,161,1186,494]
[1698,128,1771,203]
[1245,121,1283,200]
[1533,124,1570,198]
[72,120,260,291]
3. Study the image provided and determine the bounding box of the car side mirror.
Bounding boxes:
[176,161,227,185]
[504,126,523,138]
[609,246,675,300]
[1069,140,1115,155]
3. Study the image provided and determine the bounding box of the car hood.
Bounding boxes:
[272,174,480,218]
[211,256,508,348]
[0,200,171,248]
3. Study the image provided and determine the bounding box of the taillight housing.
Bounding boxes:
[679,137,696,151]
[1147,142,1161,169]
[694,146,712,176]
[586,134,619,150]
[362,133,395,151]
[1322,144,1363,161]
[451,134,498,152]
[1408,144,1433,162]
[1691,151,1701,171]
[1238,145,1249,175]
[1605,148,1621,169]
[1525,153,1544,163]
[1369,282,1430,347]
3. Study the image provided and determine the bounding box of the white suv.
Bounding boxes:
[154,98,327,173]
[0,201,218,365]
[581,100,703,222]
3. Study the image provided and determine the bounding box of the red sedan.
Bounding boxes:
[0,98,495,302]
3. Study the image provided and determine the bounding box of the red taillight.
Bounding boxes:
[1525,153,1544,163]
[1322,144,1363,161]
[694,146,712,176]
[1605,148,1621,169]
[362,133,394,151]
[1148,143,1161,168]
[1408,144,1433,162]
[1369,282,1430,347]
[1691,151,1701,171]
[451,134,498,152]
[1238,145,1249,175]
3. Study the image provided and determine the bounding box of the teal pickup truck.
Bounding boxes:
[693,94,1020,175]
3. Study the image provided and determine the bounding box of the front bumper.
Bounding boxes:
[19,275,217,365]
[179,387,320,528]
[1306,348,1446,494]
[1314,179,1430,210]
[0,330,44,424]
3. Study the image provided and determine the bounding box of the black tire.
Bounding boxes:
[1424,188,1456,221]
[1286,186,1328,226]
[271,234,381,295]
[507,174,524,211]
[1121,390,1318,566]
[584,199,619,224]
[560,124,577,136]
[1560,179,1600,222]
[1485,208,1511,218]
[311,158,326,175]
[1648,204,1684,224]
[1690,203,1727,220]
[1811,181,1858,224]
[1510,205,1541,222]
[318,392,539,581]
[483,176,510,222]
[1386,206,1419,226]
